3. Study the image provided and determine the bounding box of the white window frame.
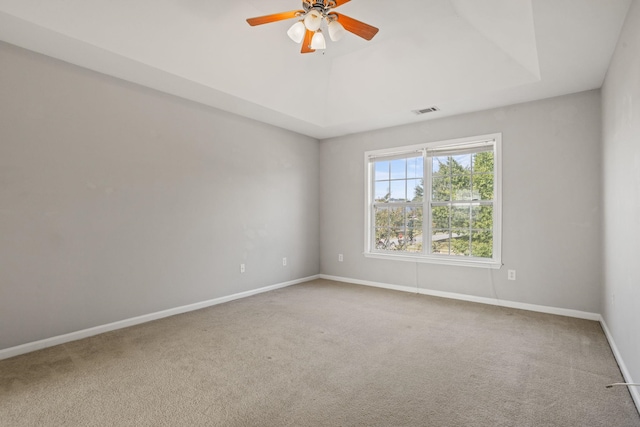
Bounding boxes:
[364,133,502,269]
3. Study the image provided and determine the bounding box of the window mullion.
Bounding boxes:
[370,162,377,251]
[425,153,431,256]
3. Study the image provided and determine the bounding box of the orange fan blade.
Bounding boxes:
[246,10,303,26]
[331,0,351,7]
[301,29,316,54]
[331,13,379,40]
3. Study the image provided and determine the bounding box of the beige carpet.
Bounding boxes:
[1,279,639,426]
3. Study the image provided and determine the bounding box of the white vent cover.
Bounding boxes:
[413,107,440,115]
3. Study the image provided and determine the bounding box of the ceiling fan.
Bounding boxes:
[246,0,379,54]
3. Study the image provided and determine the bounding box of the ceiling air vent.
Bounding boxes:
[413,107,440,115]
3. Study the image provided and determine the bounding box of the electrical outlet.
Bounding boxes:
[283,257,287,266]
[508,270,516,281]
[240,264,245,273]
[338,254,343,262]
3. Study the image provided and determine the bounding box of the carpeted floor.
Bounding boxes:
[1,279,639,426]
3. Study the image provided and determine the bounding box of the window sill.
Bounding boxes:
[363,252,502,269]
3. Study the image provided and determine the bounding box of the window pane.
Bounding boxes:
[390,181,406,201]
[471,206,493,230]
[432,176,451,201]
[406,207,423,252]
[473,173,493,201]
[375,181,389,202]
[471,230,493,258]
[390,207,405,229]
[407,207,423,230]
[473,151,494,173]
[407,179,422,202]
[394,228,406,250]
[375,205,395,251]
[451,206,471,228]
[451,230,471,256]
[375,207,390,229]
[451,175,472,200]
[432,231,450,254]
[413,179,425,202]
[390,159,407,179]
[405,239,422,253]
[452,154,471,171]
[407,157,423,179]
[375,161,390,181]
[431,206,450,229]
[375,228,394,250]
[432,156,449,175]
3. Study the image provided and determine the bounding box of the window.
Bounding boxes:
[365,134,502,268]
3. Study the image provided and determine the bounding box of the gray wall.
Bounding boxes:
[0,42,320,350]
[320,90,603,313]
[602,0,640,394]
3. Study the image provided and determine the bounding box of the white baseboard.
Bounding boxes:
[0,275,319,361]
[3,274,638,414]
[599,317,640,411]
[319,274,601,321]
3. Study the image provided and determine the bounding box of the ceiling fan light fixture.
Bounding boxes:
[246,2,380,54]
[311,30,326,50]
[328,20,345,41]
[304,10,323,32]
[287,21,306,43]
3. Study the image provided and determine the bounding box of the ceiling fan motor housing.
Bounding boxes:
[304,0,333,16]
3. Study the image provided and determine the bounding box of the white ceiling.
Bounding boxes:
[0,0,632,139]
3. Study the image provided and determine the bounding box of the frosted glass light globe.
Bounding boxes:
[304,10,323,32]
[328,20,346,41]
[287,21,306,43]
[311,30,326,50]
